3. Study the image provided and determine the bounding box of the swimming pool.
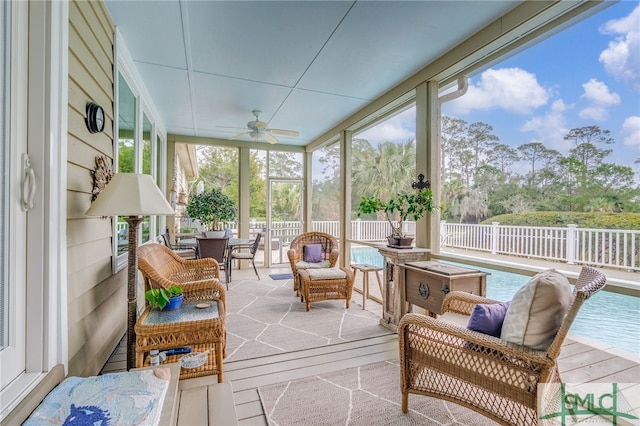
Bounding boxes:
[351,246,640,355]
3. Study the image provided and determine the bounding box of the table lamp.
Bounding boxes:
[86,173,174,370]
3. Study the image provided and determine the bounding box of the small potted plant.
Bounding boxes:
[185,188,237,237]
[357,188,435,247]
[145,285,184,311]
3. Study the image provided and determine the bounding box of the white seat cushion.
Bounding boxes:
[438,312,471,329]
[500,269,572,350]
[306,268,347,281]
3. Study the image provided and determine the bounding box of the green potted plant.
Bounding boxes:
[185,188,237,235]
[145,285,184,311]
[357,188,435,247]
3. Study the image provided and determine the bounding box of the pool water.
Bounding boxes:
[351,247,640,355]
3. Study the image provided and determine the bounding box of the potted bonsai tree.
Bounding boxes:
[357,188,435,247]
[185,188,237,236]
[145,285,184,311]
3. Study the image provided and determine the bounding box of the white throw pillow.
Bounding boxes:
[500,269,573,350]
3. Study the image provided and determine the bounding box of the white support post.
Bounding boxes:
[491,222,499,254]
[566,224,577,264]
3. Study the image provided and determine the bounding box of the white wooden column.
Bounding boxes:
[238,147,250,240]
[340,130,352,267]
[303,150,313,234]
[415,81,440,253]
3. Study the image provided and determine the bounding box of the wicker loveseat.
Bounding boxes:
[398,266,606,426]
[287,231,340,294]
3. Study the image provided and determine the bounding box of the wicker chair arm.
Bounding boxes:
[441,291,500,316]
[328,249,340,267]
[287,248,299,265]
[180,278,226,309]
[399,313,552,382]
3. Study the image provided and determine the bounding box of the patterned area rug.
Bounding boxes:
[224,277,391,362]
[258,360,500,426]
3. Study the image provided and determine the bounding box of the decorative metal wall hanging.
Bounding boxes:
[412,174,430,190]
[91,154,114,201]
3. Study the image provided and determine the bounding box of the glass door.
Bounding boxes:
[267,179,303,266]
[1,0,28,390]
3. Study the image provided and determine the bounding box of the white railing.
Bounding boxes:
[128,218,640,271]
[441,221,640,272]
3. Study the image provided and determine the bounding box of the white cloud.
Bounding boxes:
[621,116,640,147]
[447,68,549,115]
[581,78,621,106]
[579,107,608,121]
[521,99,572,152]
[579,79,620,121]
[599,5,640,91]
[356,106,416,145]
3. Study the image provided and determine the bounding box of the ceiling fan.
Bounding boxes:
[230,110,299,144]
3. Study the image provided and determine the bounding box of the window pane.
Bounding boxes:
[192,145,239,231]
[268,151,302,178]
[141,113,152,243]
[351,105,416,240]
[249,149,267,233]
[312,143,340,238]
[117,73,136,255]
[142,113,151,174]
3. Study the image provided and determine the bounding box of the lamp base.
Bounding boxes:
[125,216,143,371]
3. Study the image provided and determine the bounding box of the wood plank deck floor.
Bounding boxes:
[101,257,640,425]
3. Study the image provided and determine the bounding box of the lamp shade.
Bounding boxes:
[85,173,174,217]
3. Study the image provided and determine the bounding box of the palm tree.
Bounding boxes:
[352,139,416,202]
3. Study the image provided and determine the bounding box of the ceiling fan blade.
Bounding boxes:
[268,128,299,137]
[254,120,268,130]
[229,132,248,140]
[263,133,279,144]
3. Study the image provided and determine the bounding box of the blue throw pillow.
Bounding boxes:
[303,244,324,263]
[467,301,511,338]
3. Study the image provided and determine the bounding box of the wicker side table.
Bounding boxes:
[135,300,225,382]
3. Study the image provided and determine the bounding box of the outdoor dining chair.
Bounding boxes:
[229,233,261,281]
[197,237,230,287]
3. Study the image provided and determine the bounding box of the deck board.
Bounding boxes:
[176,386,209,426]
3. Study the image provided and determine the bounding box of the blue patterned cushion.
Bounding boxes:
[24,369,170,425]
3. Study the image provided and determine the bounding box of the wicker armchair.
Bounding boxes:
[398,266,607,426]
[137,243,226,308]
[287,232,340,294]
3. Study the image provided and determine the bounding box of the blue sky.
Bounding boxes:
[358,1,640,178]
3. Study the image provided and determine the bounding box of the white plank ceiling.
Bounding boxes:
[105,1,522,146]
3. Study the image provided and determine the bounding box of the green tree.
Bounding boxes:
[441,116,468,184]
[352,139,416,203]
[467,121,499,172]
[564,125,614,170]
[486,143,518,178]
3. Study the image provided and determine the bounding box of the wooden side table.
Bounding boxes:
[135,300,225,382]
[350,263,383,309]
[376,246,431,332]
[400,261,489,317]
